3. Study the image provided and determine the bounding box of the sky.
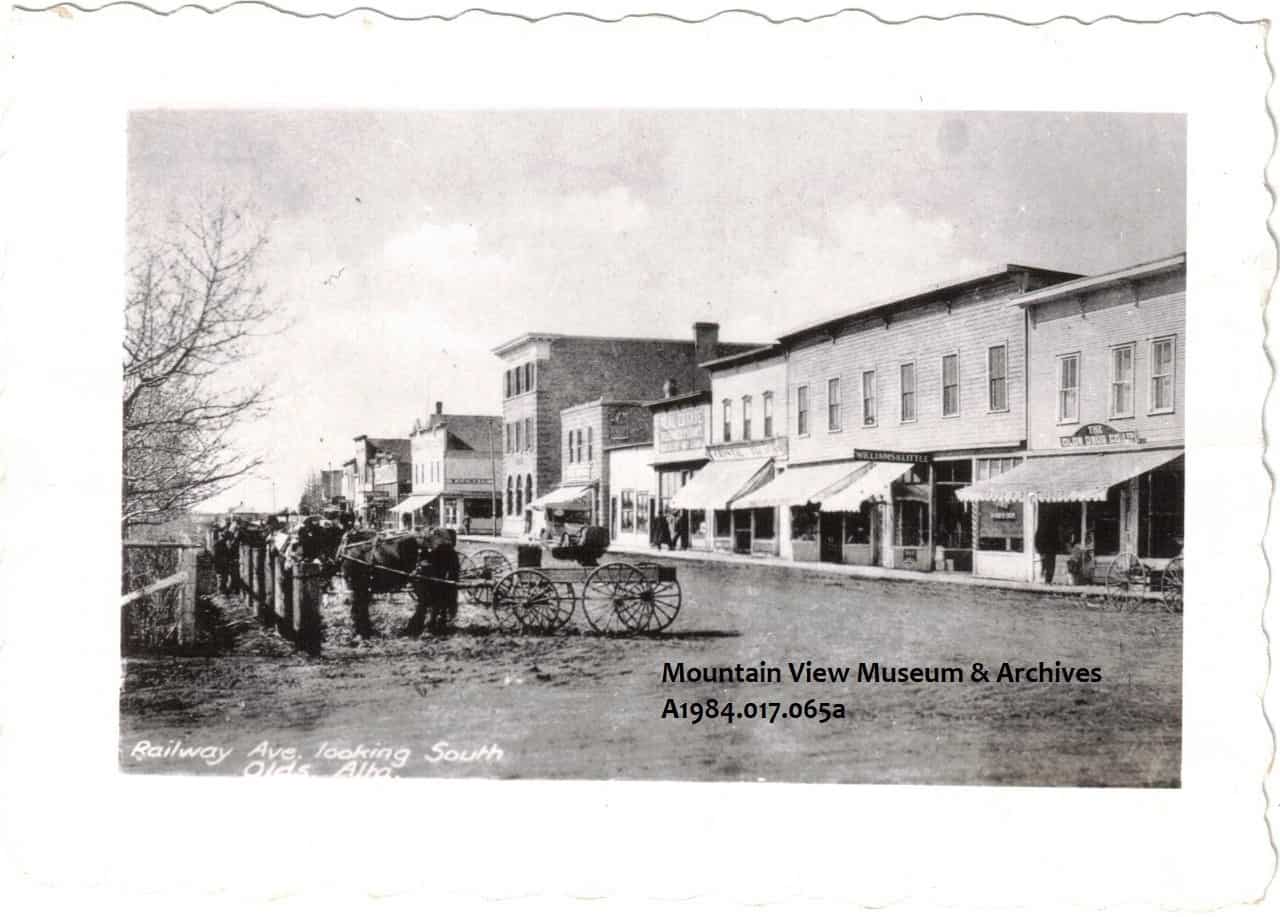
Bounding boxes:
[126,110,1186,513]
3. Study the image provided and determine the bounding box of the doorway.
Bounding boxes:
[819,512,843,563]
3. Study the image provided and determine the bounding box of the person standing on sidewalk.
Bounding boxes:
[1034,516,1058,584]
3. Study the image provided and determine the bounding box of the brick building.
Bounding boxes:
[958,254,1185,582]
[732,264,1079,570]
[393,402,502,534]
[491,323,761,536]
[526,399,650,539]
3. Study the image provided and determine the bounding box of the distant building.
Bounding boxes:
[526,398,650,540]
[491,322,763,536]
[392,401,502,534]
[319,470,344,502]
[351,434,411,527]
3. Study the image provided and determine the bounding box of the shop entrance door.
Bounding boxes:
[732,509,752,554]
[819,512,843,563]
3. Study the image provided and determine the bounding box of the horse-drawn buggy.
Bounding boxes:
[1084,551,1183,613]
[334,524,684,637]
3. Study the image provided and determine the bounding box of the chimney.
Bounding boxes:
[663,378,679,398]
[435,401,443,416]
[694,322,720,366]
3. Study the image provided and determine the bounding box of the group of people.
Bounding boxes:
[1034,522,1095,586]
[649,509,690,552]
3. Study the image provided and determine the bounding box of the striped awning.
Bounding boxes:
[529,484,593,514]
[820,462,915,511]
[733,460,867,510]
[956,449,1183,503]
[390,492,439,515]
[670,458,773,510]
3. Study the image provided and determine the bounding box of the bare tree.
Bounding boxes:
[123,202,278,530]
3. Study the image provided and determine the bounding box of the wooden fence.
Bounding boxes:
[235,542,324,656]
[121,541,207,651]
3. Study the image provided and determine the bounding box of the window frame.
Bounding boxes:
[827,377,842,432]
[861,370,877,428]
[722,398,733,442]
[762,391,774,438]
[1109,341,1136,420]
[742,395,753,441]
[941,352,961,418]
[1148,335,1176,415]
[986,343,1009,414]
[796,385,809,437]
[1057,351,1081,425]
[899,361,917,424]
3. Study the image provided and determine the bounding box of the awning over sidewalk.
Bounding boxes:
[390,491,440,515]
[670,458,773,510]
[528,484,593,514]
[956,448,1184,503]
[733,460,867,510]
[820,462,916,512]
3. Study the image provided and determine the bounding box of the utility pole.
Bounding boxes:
[488,418,499,536]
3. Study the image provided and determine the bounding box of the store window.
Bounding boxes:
[899,363,916,423]
[1138,458,1184,558]
[862,371,876,426]
[742,396,753,441]
[974,457,1024,552]
[1150,336,1176,414]
[753,508,775,540]
[620,489,635,532]
[988,344,1008,412]
[843,509,872,544]
[942,354,960,417]
[1057,353,1080,423]
[636,492,651,534]
[763,392,774,438]
[790,505,818,542]
[896,501,929,547]
[1111,343,1135,418]
[722,399,733,442]
[796,386,809,436]
[714,509,731,538]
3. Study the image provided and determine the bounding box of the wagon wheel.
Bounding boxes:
[582,562,646,635]
[460,549,511,606]
[492,569,564,634]
[1104,553,1149,612]
[619,562,683,634]
[1160,556,1183,614]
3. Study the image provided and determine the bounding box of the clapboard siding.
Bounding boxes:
[709,355,788,443]
[1026,271,1185,451]
[785,283,1029,462]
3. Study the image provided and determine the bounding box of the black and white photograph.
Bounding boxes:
[120,109,1187,785]
[4,6,1274,912]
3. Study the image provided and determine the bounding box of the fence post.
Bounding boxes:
[176,547,199,646]
[254,547,269,624]
[295,560,323,656]
[266,550,276,618]
[276,555,294,639]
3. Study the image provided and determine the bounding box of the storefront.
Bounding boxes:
[389,491,440,531]
[669,456,775,554]
[735,455,917,565]
[957,446,1184,583]
[527,483,594,543]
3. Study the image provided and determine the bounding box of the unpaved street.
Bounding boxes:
[120,546,1181,786]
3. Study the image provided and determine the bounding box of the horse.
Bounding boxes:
[335,527,461,638]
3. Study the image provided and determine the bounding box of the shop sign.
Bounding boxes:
[853,448,931,464]
[656,404,706,453]
[447,477,489,485]
[1059,423,1138,448]
[708,438,788,461]
[978,502,1022,537]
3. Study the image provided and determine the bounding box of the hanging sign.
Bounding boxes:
[853,449,930,464]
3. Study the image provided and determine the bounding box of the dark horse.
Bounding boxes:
[336,527,460,638]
